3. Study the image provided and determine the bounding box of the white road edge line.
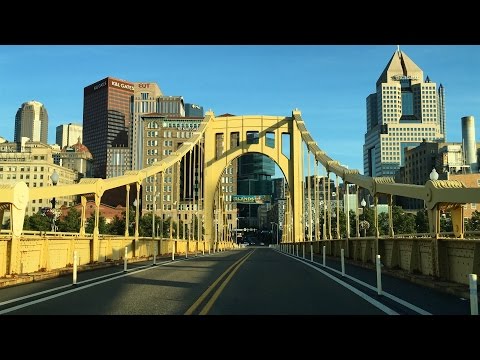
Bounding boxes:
[277,250,399,315]
[0,250,234,310]
[0,254,220,314]
[316,259,432,315]
[279,249,431,315]
[0,260,174,307]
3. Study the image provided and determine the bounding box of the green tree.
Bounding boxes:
[348,210,357,237]
[377,212,389,236]
[392,206,415,234]
[323,209,362,238]
[85,214,107,234]
[139,213,153,237]
[25,212,52,231]
[440,213,453,232]
[57,208,81,233]
[363,207,376,236]
[106,214,126,235]
[466,210,480,231]
[415,209,429,234]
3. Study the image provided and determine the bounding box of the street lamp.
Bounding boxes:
[361,198,366,237]
[50,169,59,232]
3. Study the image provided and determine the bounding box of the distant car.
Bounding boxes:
[260,242,265,246]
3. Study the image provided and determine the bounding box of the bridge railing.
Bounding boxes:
[287,236,480,286]
[0,234,237,277]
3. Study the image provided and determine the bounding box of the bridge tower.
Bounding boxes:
[203,110,304,247]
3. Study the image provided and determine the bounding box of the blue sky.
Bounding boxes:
[1,45,479,174]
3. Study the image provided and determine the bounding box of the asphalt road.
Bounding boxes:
[0,247,471,315]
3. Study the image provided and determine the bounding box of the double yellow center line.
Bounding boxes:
[185,249,255,315]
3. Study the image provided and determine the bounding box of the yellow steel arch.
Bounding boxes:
[203,110,304,244]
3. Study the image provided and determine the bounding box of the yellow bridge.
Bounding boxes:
[1,109,479,286]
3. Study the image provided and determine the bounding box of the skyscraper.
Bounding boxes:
[14,101,48,144]
[56,123,82,148]
[363,49,446,177]
[83,77,134,179]
[131,82,163,171]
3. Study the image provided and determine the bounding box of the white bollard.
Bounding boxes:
[341,248,345,276]
[310,244,314,262]
[302,244,305,259]
[73,250,78,285]
[323,245,326,267]
[186,243,188,258]
[469,274,478,315]
[376,255,382,296]
[124,246,128,272]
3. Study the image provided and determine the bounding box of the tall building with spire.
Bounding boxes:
[14,101,48,144]
[363,49,446,177]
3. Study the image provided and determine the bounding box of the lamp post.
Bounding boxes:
[50,169,59,232]
[361,198,366,237]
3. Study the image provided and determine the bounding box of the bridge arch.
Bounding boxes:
[203,110,304,245]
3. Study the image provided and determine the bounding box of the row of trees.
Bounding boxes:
[321,206,480,238]
[18,208,203,239]
[3,206,479,238]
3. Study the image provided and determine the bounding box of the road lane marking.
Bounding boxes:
[281,249,432,315]
[0,250,235,310]
[185,250,254,315]
[314,261,432,315]
[0,253,230,315]
[199,251,254,315]
[0,261,171,308]
[278,250,399,315]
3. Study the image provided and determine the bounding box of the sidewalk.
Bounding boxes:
[316,254,471,300]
